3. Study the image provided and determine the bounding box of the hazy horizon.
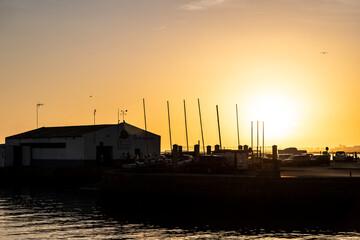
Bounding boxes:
[1,0,360,151]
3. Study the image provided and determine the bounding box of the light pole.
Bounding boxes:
[36,103,44,128]
[94,109,96,125]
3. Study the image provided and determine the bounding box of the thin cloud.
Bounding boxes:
[153,25,168,31]
[181,0,229,11]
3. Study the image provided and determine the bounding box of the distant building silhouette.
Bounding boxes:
[332,144,360,153]
[278,147,307,155]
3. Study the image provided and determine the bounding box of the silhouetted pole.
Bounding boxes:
[167,101,172,153]
[251,121,253,151]
[93,109,96,143]
[207,145,211,155]
[143,98,148,155]
[257,121,259,160]
[173,144,178,169]
[236,104,240,147]
[272,145,279,170]
[94,109,96,125]
[198,98,205,154]
[143,98,147,131]
[216,105,222,149]
[183,100,189,152]
[194,144,200,158]
[272,145,278,161]
[118,109,119,124]
[263,121,265,159]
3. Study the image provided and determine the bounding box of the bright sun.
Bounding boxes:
[248,94,298,141]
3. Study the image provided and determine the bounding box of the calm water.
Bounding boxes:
[0,187,359,239]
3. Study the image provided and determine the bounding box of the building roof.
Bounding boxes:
[6,122,159,139]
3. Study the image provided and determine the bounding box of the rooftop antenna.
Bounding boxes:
[183,100,189,152]
[93,109,96,125]
[36,102,44,128]
[120,110,127,122]
[93,109,96,144]
[236,104,240,147]
[216,105,222,149]
[167,101,172,153]
[90,95,96,125]
[198,98,205,154]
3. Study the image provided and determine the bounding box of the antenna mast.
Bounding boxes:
[236,104,240,147]
[36,102,44,128]
[143,98,149,155]
[251,121,253,151]
[216,105,222,149]
[167,101,172,152]
[257,121,259,160]
[143,98,147,131]
[263,121,265,158]
[93,109,96,125]
[120,110,127,122]
[184,100,189,152]
[198,98,205,154]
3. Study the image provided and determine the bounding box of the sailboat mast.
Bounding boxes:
[198,98,205,154]
[167,101,172,152]
[184,100,189,152]
[216,105,222,149]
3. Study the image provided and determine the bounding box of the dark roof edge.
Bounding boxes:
[6,122,160,139]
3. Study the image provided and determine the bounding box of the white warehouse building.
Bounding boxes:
[5,122,160,167]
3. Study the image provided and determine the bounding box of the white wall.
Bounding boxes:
[30,138,84,160]
[83,125,160,160]
[5,137,85,166]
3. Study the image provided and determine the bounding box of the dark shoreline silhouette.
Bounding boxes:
[2,167,360,232]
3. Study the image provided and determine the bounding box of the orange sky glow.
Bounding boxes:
[1,0,360,151]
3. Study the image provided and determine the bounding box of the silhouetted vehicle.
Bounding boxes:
[158,153,193,167]
[310,154,330,166]
[282,155,311,167]
[278,154,292,161]
[333,151,355,163]
[183,155,232,174]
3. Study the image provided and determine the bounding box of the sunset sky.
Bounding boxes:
[1,0,360,151]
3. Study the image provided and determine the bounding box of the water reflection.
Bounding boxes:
[0,188,359,239]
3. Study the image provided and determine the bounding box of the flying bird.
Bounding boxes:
[320,52,328,54]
